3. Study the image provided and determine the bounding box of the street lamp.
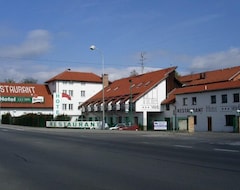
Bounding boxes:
[129,79,133,125]
[90,45,105,129]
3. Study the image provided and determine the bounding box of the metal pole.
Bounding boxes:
[90,45,105,130]
[101,51,105,130]
[129,79,133,125]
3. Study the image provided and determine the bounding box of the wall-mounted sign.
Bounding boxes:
[0,85,35,94]
[32,96,44,103]
[154,121,167,130]
[0,96,32,103]
[46,121,100,129]
[53,93,62,118]
[0,96,44,103]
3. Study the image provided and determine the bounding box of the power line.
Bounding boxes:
[0,56,139,68]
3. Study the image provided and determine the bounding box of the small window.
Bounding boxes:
[211,95,216,104]
[81,90,85,97]
[62,104,67,110]
[233,93,239,103]
[145,81,151,86]
[137,83,143,87]
[166,104,170,111]
[192,97,197,105]
[225,115,234,126]
[68,90,73,96]
[183,98,188,106]
[69,104,73,110]
[222,94,227,103]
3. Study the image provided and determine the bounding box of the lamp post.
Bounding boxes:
[129,79,133,125]
[237,109,240,133]
[90,45,105,130]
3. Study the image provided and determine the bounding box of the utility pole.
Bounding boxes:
[139,52,146,74]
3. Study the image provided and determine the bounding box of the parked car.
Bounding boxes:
[109,123,126,130]
[90,122,109,130]
[119,124,139,131]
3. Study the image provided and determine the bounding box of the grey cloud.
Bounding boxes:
[0,29,51,57]
[190,48,240,72]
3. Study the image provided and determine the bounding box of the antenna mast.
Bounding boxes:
[139,52,146,74]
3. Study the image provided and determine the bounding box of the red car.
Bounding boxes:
[119,124,139,131]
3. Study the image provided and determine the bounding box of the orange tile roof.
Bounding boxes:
[178,66,240,86]
[45,70,102,83]
[162,80,240,104]
[0,83,53,108]
[82,67,177,106]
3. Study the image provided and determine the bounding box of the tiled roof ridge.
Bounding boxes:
[162,79,240,105]
[45,69,101,83]
[180,65,240,79]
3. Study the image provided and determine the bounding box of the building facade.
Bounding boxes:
[0,69,104,121]
[80,67,181,130]
[162,66,240,132]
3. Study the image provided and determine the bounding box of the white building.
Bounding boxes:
[162,66,240,132]
[0,70,105,121]
[81,67,181,130]
[45,69,105,120]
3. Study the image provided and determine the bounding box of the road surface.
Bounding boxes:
[0,125,240,190]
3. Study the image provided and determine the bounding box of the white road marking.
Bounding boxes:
[174,145,193,149]
[214,148,239,153]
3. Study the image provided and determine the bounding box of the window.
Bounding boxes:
[62,90,67,94]
[222,94,227,103]
[68,90,73,97]
[194,116,197,125]
[69,104,73,110]
[183,98,188,106]
[81,90,85,97]
[62,104,67,110]
[211,95,216,104]
[225,115,234,126]
[192,97,197,105]
[166,104,170,111]
[233,93,239,103]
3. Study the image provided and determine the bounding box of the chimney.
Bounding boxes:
[103,74,109,88]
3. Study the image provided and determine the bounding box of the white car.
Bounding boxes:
[109,123,127,130]
[90,122,109,130]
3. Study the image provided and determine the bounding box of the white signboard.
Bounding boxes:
[46,121,101,129]
[154,121,167,130]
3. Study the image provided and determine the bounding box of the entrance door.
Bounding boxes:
[207,117,212,131]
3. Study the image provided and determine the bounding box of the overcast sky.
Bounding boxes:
[0,0,239,83]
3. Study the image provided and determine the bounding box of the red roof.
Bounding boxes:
[45,70,102,83]
[82,67,177,106]
[162,80,240,104]
[178,66,240,86]
[0,83,53,108]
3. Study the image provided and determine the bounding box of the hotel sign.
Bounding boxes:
[0,96,44,103]
[0,96,32,103]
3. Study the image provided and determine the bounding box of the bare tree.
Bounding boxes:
[130,70,139,77]
[21,77,38,84]
[4,78,16,83]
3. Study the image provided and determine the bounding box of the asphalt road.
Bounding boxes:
[0,125,240,190]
